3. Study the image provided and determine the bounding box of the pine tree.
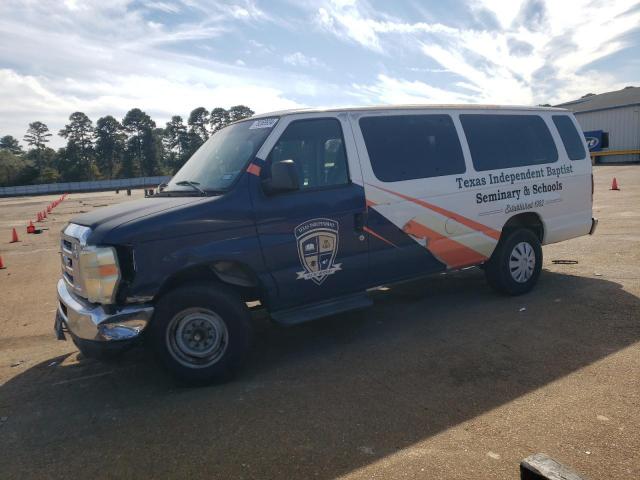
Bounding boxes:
[210,108,230,133]
[23,121,52,170]
[3,104,254,186]
[163,115,190,171]
[59,112,96,179]
[122,108,157,177]
[228,105,254,122]
[0,135,23,155]
[187,106,210,158]
[95,116,125,179]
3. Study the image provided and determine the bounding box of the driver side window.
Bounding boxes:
[268,118,349,189]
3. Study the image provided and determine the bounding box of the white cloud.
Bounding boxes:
[474,0,525,29]
[316,0,461,53]
[0,0,638,149]
[0,67,302,147]
[218,0,276,23]
[0,1,304,146]
[317,3,383,52]
[351,74,476,104]
[64,0,81,11]
[283,52,327,69]
[144,1,181,14]
[316,0,640,105]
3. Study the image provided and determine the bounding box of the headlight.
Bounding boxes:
[78,246,121,304]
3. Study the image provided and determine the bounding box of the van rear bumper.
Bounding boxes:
[589,217,598,235]
[55,279,153,342]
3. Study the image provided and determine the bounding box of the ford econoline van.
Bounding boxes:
[55,105,597,383]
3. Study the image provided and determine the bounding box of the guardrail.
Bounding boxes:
[589,148,639,165]
[590,148,640,157]
[0,176,171,198]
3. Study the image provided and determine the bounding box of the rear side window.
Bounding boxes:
[553,115,587,160]
[460,114,558,171]
[359,114,465,182]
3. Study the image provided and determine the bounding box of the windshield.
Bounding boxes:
[165,117,278,193]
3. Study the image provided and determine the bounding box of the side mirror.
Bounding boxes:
[262,159,299,194]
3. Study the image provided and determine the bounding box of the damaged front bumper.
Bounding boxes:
[55,279,153,343]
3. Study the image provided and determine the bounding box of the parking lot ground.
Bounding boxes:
[0,166,639,479]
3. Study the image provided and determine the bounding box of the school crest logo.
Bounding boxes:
[295,218,342,285]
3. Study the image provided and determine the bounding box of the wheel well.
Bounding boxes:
[501,212,544,242]
[156,261,264,304]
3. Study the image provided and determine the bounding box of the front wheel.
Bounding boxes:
[150,282,252,385]
[485,229,542,295]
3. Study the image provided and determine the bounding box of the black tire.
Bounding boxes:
[150,282,252,385]
[485,228,542,296]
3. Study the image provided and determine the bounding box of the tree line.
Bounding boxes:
[0,105,254,187]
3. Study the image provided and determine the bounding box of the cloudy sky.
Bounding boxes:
[1,0,639,147]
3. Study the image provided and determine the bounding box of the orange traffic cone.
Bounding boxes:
[43,210,47,219]
[10,228,19,243]
[0,255,5,269]
[27,221,35,234]
[47,206,51,213]
[37,212,42,222]
[611,177,620,190]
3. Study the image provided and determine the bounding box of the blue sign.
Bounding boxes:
[584,130,603,152]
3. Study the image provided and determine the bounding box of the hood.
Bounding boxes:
[71,196,207,242]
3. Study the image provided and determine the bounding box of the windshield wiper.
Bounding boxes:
[174,180,207,196]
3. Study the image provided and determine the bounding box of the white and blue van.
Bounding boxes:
[55,105,597,383]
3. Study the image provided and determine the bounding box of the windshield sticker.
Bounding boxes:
[249,118,278,129]
[295,218,342,285]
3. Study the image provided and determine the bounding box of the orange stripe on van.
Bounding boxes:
[363,226,398,248]
[246,163,261,176]
[403,219,487,269]
[370,184,501,240]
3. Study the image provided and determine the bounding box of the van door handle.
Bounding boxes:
[354,212,366,232]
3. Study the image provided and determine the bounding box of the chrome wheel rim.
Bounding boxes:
[166,308,228,368]
[509,241,535,283]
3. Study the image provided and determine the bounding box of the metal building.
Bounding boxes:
[555,86,640,163]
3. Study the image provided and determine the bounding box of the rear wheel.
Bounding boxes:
[150,282,252,385]
[485,228,542,295]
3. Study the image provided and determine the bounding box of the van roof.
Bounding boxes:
[251,104,567,119]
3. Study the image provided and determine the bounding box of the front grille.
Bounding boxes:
[60,224,91,299]
[61,233,81,296]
